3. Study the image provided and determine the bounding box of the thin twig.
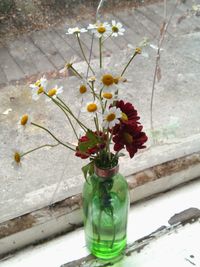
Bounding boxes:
[150,0,179,133]
[87,33,95,78]
[96,0,105,20]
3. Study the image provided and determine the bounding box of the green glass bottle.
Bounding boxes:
[82,165,130,260]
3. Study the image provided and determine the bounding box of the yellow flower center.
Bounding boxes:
[123,132,133,144]
[21,114,29,126]
[79,85,87,94]
[114,76,120,84]
[37,87,44,95]
[87,103,97,112]
[14,152,21,163]
[121,112,128,121]
[66,63,72,69]
[112,26,119,33]
[135,47,142,54]
[106,113,116,122]
[103,92,113,99]
[97,26,106,34]
[102,74,114,86]
[48,88,57,97]
[35,81,41,87]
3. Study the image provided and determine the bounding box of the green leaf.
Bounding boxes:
[82,161,94,182]
[86,130,98,143]
[79,141,91,152]
[78,131,99,153]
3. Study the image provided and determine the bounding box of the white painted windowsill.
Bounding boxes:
[1,178,200,267]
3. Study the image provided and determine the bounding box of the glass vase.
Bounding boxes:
[82,165,130,260]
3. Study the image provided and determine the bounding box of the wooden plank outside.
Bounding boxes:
[31,30,65,70]
[112,11,143,45]
[55,26,86,61]
[0,47,24,82]
[7,38,37,77]
[150,1,200,36]
[133,8,160,40]
[0,65,7,86]
[21,35,55,74]
[139,5,173,38]
[45,29,75,63]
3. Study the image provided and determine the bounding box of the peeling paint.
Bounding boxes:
[60,209,200,267]
[168,207,200,226]
[128,153,200,189]
[51,194,82,212]
[153,154,200,178]
[0,214,36,239]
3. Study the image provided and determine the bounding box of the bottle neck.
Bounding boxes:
[94,165,119,180]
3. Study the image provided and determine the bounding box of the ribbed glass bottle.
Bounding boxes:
[82,165,130,260]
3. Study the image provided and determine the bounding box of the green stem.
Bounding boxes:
[120,51,137,77]
[21,143,60,157]
[102,33,112,44]
[57,96,88,131]
[31,122,76,151]
[108,129,114,161]
[70,65,83,79]
[91,81,96,101]
[94,114,100,134]
[99,37,102,68]
[76,34,95,75]
[45,93,79,139]
[97,209,102,243]
[110,210,116,248]
[99,85,105,113]
[46,92,87,133]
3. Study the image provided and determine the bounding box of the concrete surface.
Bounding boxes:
[0,0,200,223]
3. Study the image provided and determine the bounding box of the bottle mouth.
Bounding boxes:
[94,165,119,179]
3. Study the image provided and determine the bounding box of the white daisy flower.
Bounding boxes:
[66,27,87,36]
[46,85,63,102]
[86,101,98,114]
[12,149,23,168]
[59,56,78,74]
[17,113,31,131]
[19,114,30,126]
[111,20,125,37]
[76,82,91,101]
[81,101,100,117]
[87,21,112,38]
[102,106,122,129]
[127,44,149,58]
[96,69,122,92]
[102,91,117,104]
[30,76,47,101]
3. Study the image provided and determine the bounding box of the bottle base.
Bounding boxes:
[87,237,126,260]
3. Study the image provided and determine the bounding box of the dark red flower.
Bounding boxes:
[112,123,148,158]
[75,150,90,159]
[116,100,140,124]
[75,131,106,159]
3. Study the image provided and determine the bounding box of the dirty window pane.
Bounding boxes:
[0,0,200,223]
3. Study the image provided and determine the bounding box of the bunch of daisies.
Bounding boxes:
[14,20,147,176]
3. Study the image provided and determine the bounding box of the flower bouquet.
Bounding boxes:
[14,20,148,260]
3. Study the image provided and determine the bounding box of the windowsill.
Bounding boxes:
[0,139,200,258]
[1,177,200,267]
